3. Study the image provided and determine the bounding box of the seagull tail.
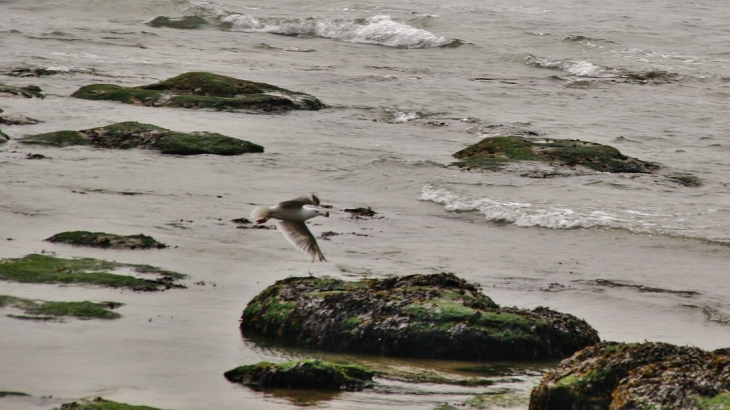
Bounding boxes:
[251,206,271,224]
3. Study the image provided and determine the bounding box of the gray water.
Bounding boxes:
[1,0,729,409]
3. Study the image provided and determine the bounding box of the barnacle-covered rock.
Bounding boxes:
[529,341,730,410]
[240,273,599,361]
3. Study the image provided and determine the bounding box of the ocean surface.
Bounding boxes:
[1,0,729,409]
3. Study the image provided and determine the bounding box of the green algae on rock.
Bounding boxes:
[0,83,44,98]
[453,135,660,173]
[240,273,600,361]
[0,294,122,320]
[19,130,90,147]
[19,121,264,155]
[147,16,209,29]
[224,359,376,391]
[529,342,730,410]
[46,231,167,249]
[61,397,163,410]
[0,254,185,291]
[0,129,9,144]
[71,72,324,113]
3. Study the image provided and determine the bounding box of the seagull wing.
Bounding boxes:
[276,220,326,262]
[278,194,320,209]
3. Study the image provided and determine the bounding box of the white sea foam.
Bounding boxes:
[217,13,455,48]
[524,55,616,77]
[391,111,420,123]
[419,185,626,230]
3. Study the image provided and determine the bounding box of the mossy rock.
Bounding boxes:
[0,294,122,320]
[61,397,163,410]
[453,136,660,173]
[19,121,263,155]
[46,231,167,249]
[0,83,44,98]
[224,359,376,391]
[71,72,324,113]
[147,16,209,29]
[241,273,600,361]
[529,342,730,410]
[0,254,185,291]
[19,130,90,147]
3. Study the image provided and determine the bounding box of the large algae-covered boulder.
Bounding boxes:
[19,121,263,155]
[529,342,730,410]
[71,72,324,113]
[224,359,376,391]
[454,136,659,173]
[241,273,600,361]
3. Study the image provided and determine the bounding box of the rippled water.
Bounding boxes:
[1,0,730,409]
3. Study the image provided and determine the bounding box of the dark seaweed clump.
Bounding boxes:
[46,231,167,249]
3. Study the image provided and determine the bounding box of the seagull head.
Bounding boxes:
[302,205,330,219]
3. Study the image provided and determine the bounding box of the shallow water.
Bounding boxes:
[1,0,729,409]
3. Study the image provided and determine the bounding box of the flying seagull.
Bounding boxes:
[251,194,329,262]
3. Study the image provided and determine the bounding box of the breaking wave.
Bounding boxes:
[216,13,458,49]
[524,54,617,78]
[418,184,619,229]
[418,184,730,245]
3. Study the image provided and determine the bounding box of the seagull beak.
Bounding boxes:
[322,211,330,217]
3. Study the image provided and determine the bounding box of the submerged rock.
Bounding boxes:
[224,359,376,391]
[61,397,163,410]
[666,173,703,187]
[46,231,167,249]
[241,273,600,361]
[453,135,659,173]
[0,113,41,125]
[0,294,123,321]
[0,83,44,98]
[19,121,264,155]
[71,71,324,113]
[529,342,730,410]
[0,254,185,291]
[3,67,95,77]
[147,16,209,29]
